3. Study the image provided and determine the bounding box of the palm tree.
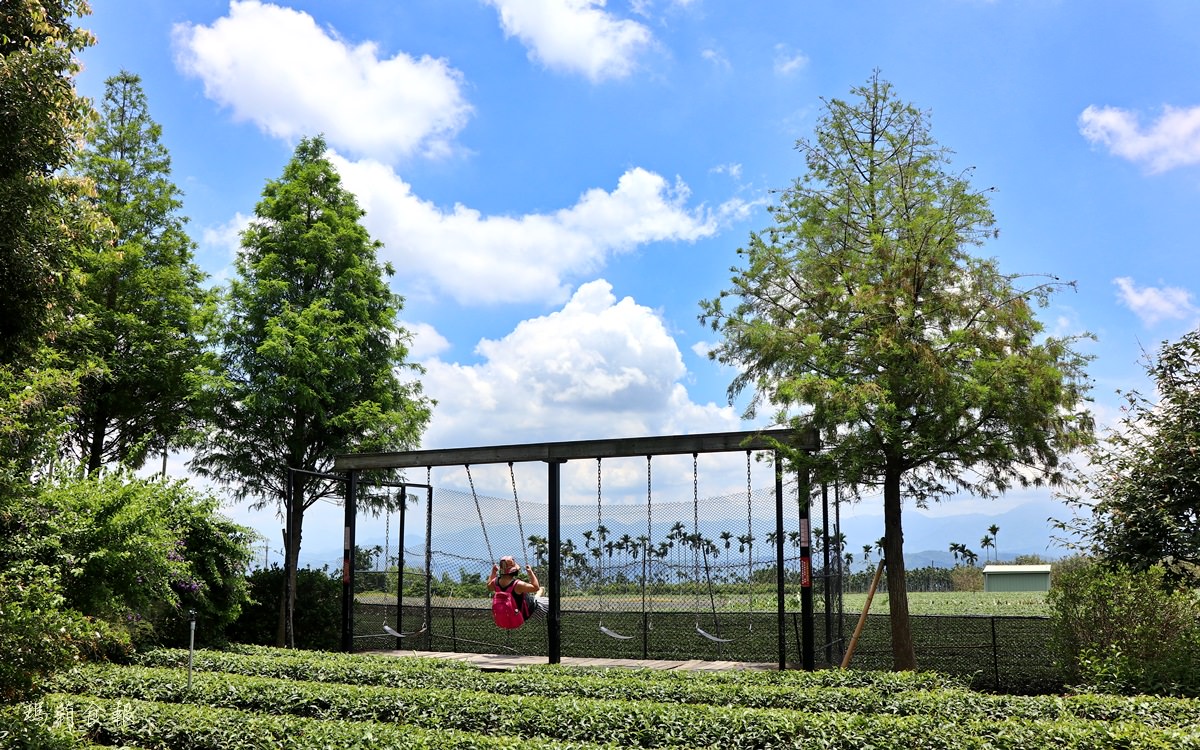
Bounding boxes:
[980,535,994,562]
[719,530,734,550]
[988,524,1000,561]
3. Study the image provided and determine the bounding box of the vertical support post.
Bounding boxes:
[396,484,406,645]
[424,481,434,644]
[822,482,833,666]
[798,465,814,670]
[774,453,786,670]
[341,469,358,652]
[548,460,563,664]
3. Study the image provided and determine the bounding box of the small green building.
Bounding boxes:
[982,564,1052,592]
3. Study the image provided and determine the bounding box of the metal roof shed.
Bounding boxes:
[982,564,1052,592]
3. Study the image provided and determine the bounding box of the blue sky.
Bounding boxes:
[76,1,1200,561]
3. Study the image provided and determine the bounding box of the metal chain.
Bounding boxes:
[509,462,530,569]
[467,464,494,564]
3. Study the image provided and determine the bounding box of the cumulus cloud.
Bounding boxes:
[419,280,739,451]
[1079,104,1200,173]
[405,321,452,362]
[1114,276,1200,326]
[172,0,472,160]
[484,0,654,82]
[332,154,735,305]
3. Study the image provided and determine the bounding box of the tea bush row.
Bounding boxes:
[139,645,964,690]
[27,694,611,750]
[52,665,1200,749]
[127,650,1200,729]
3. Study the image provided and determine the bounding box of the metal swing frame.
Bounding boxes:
[333,428,820,669]
[383,477,433,640]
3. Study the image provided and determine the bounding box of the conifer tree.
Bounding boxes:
[701,73,1093,670]
[193,135,432,644]
[66,71,215,473]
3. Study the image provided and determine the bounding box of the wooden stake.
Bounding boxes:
[841,558,885,669]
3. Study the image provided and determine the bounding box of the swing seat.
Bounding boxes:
[384,624,427,639]
[599,625,635,640]
[695,625,732,643]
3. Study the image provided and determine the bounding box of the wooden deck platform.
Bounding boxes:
[374,649,781,672]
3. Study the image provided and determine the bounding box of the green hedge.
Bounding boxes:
[128,649,1200,729]
[31,694,612,750]
[139,645,965,690]
[53,664,1200,749]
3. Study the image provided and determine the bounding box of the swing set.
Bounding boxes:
[333,428,826,669]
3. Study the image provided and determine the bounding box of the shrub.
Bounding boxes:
[0,564,131,703]
[949,565,982,592]
[227,566,342,649]
[1048,561,1200,696]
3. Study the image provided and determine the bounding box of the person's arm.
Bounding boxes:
[487,563,499,592]
[526,565,540,591]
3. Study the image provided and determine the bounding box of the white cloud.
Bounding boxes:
[772,44,808,75]
[1079,104,1200,173]
[332,154,732,305]
[405,321,452,362]
[200,212,251,263]
[710,162,743,180]
[419,279,739,450]
[1113,276,1199,326]
[701,48,730,70]
[484,0,654,82]
[172,0,472,160]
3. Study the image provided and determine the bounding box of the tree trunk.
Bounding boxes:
[86,406,107,475]
[276,476,304,648]
[883,464,917,671]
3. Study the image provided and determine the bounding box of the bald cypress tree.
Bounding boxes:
[65,71,215,473]
[701,73,1093,670]
[193,135,432,644]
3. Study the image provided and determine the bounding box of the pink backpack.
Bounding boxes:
[491,579,525,630]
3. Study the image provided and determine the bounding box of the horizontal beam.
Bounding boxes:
[333,427,818,471]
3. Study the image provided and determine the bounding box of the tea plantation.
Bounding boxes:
[5,645,1200,748]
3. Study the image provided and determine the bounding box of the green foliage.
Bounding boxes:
[949,565,983,592]
[1048,562,1200,696]
[0,0,102,365]
[227,566,342,650]
[0,704,79,750]
[45,656,1200,749]
[32,694,582,750]
[26,472,254,646]
[192,134,432,642]
[699,72,1093,670]
[1060,328,1200,588]
[63,70,216,473]
[0,563,131,703]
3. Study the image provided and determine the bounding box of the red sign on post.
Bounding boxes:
[801,556,811,587]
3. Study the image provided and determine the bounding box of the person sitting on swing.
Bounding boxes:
[488,556,547,627]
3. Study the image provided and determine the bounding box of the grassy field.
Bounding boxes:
[842,590,1049,617]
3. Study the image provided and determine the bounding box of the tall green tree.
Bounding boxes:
[0,0,99,365]
[700,73,1092,670]
[65,70,216,474]
[192,135,432,645]
[1060,328,1200,589]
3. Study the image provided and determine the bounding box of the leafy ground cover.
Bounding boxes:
[14,646,1200,749]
